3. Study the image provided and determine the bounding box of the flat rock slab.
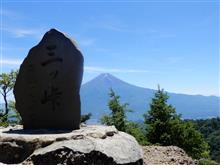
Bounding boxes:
[0,125,143,164]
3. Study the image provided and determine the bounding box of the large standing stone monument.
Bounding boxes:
[13,29,84,129]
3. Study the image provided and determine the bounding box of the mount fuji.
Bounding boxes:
[80,73,220,123]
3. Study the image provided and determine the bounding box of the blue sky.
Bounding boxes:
[1,1,219,96]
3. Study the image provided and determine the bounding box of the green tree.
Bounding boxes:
[0,112,8,127]
[8,101,22,125]
[144,86,210,159]
[186,118,220,162]
[125,121,149,145]
[144,86,178,145]
[177,121,210,159]
[0,70,18,116]
[207,130,220,162]
[101,88,129,131]
[101,88,149,145]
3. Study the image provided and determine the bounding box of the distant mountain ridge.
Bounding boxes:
[80,73,220,122]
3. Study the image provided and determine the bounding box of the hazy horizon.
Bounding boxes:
[82,72,219,97]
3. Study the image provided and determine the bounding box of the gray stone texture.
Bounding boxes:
[0,125,143,164]
[13,29,84,129]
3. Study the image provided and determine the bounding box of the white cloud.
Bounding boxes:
[0,8,44,39]
[2,27,45,39]
[69,34,96,48]
[78,38,96,47]
[101,24,128,32]
[84,16,157,35]
[0,59,22,65]
[0,9,18,18]
[93,47,111,53]
[12,28,39,38]
[84,66,150,74]
[98,23,157,35]
[0,59,152,74]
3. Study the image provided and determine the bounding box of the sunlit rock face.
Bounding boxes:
[14,29,84,129]
[0,125,143,164]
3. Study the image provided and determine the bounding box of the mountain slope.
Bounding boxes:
[80,73,220,122]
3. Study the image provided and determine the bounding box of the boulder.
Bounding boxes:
[13,29,84,130]
[0,125,143,164]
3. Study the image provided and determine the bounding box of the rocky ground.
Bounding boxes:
[0,125,142,164]
[142,146,198,165]
[0,125,200,165]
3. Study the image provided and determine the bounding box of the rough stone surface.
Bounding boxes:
[0,125,143,164]
[142,146,198,165]
[13,29,84,129]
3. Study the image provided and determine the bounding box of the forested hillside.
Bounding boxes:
[186,118,220,163]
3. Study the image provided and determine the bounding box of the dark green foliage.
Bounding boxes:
[125,121,149,145]
[8,101,22,125]
[176,121,210,159]
[101,88,129,132]
[144,87,210,159]
[101,88,149,145]
[188,118,220,162]
[199,159,219,165]
[0,113,9,127]
[189,118,220,138]
[207,130,220,162]
[81,113,92,124]
[0,101,22,127]
[144,87,178,145]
